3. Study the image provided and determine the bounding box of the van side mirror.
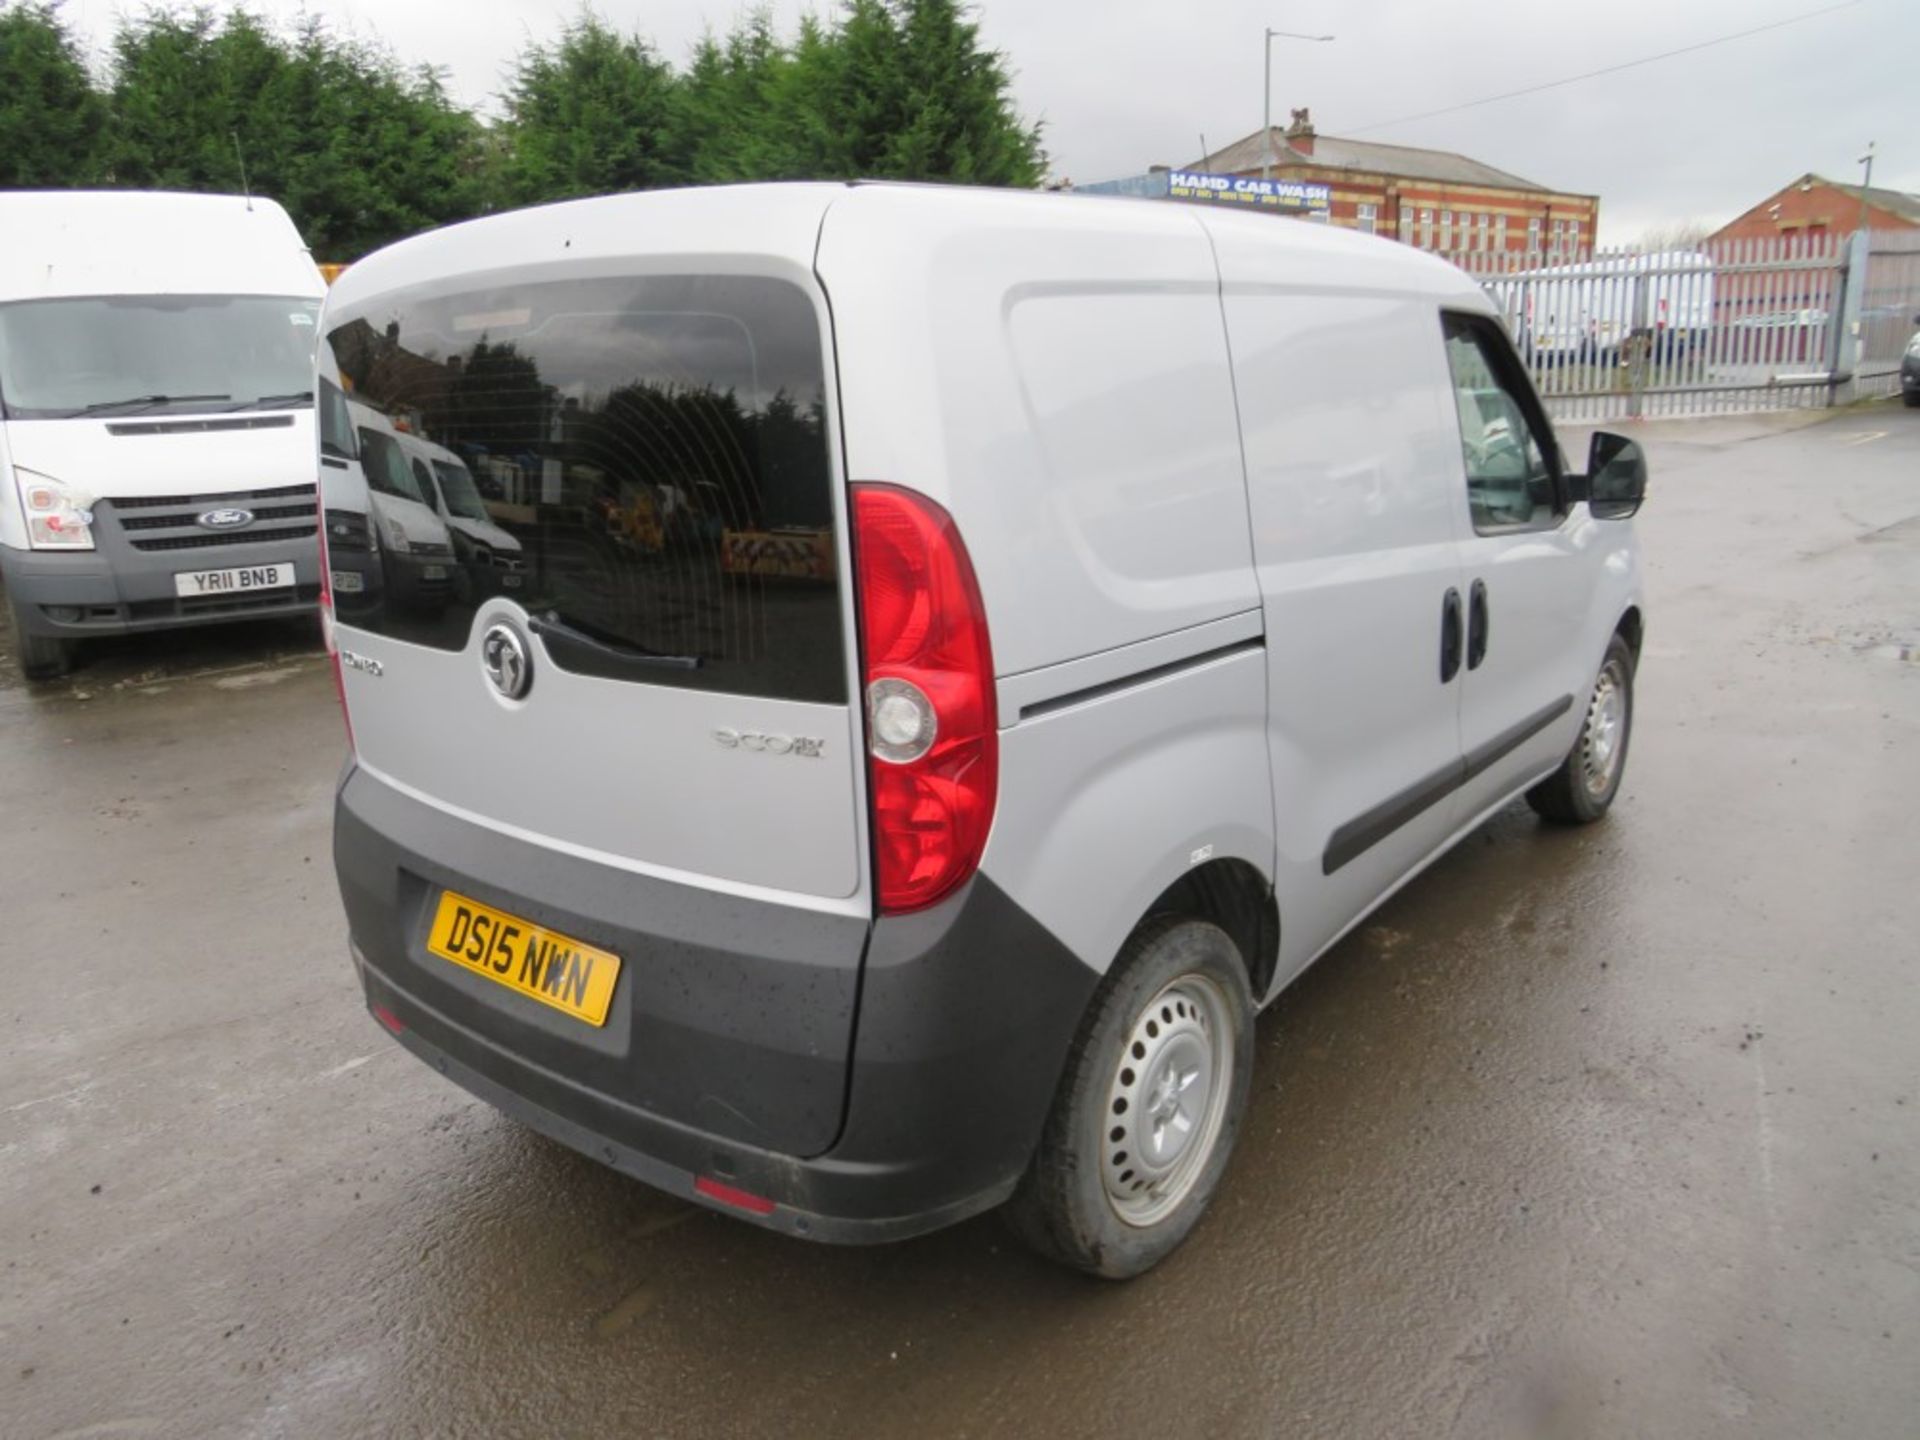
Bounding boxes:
[1578,431,1646,520]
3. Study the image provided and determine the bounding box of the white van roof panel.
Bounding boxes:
[1190,202,1490,305]
[0,191,324,301]
[325,184,849,318]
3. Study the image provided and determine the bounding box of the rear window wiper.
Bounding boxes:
[228,390,314,411]
[73,392,231,416]
[528,611,702,672]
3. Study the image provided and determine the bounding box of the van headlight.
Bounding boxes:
[384,517,412,553]
[15,469,96,551]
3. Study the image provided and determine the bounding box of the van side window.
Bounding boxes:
[1441,312,1563,533]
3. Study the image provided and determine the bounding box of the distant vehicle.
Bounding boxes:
[396,431,526,597]
[1727,307,1833,366]
[1489,249,1714,365]
[316,183,1648,1279]
[320,398,455,617]
[0,190,327,678]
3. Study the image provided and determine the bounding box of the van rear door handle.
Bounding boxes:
[1440,588,1463,683]
[1467,579,1489,670]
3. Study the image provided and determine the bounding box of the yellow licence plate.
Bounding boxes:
[426,891,621,1027]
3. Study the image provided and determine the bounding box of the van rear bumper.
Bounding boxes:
[336,767,1100,1243]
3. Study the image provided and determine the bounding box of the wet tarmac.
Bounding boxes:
[2,402,1916,1439]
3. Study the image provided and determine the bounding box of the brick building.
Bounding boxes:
[1185,108,1599,257]
[1709,173,1920,244]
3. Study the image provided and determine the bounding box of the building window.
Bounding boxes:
[1400,209,1414,243]
[1527,216,1542,254]
[1439,210,1453,249]
[1356,202,1378,235]
[1477,212,1491,251]
[1495,214,1508,250]
[1420,209,1435,248]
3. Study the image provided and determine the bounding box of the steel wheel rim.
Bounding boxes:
[1581,658,1628,797]
[1101,974,1235,1228]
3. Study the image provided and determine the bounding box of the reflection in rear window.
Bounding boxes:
[320,275,844,704]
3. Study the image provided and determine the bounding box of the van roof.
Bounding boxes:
[326,181,1483,314]
[0,191,325,302]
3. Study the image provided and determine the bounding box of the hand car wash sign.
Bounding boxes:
[1168,170,1330,214]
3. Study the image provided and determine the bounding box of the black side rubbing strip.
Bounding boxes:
[1321,693,1575,875]
[1463,693,1573,782]
[1019,638,1264,722]
[1322,759,1463,876]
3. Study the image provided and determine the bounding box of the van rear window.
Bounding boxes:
[320,275,845,704]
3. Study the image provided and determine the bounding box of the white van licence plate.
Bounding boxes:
[174,562,295,598]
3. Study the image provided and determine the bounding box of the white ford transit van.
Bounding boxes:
[318,184,1647,1278]
[0,192,329,677]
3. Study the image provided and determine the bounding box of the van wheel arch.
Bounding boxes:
[1615,606,1644,663]
[1141,857,1279,1004]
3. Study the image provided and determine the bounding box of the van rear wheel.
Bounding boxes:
[1527,634,1634,824]
[7,594,74,681]
[1004,917,1253,1280]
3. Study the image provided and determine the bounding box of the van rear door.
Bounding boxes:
[318,266,866,904]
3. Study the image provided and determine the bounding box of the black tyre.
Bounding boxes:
[1004,917,1254,1280]
[7,593,75,681]
[1901,389,1919,409]
[1527,633,1635,824]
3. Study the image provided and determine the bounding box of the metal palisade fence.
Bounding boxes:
[1444,230,1920,421]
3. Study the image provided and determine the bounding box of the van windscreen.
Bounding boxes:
[0,295,320,418]
[321,275,845,704]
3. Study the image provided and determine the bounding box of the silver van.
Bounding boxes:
[317,184,1646,1278]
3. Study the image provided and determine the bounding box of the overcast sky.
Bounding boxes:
[58,0,1919,243]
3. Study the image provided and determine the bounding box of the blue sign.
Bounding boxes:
[1167,170,1330,213]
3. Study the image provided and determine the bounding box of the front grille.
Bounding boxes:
[325,510,374,552]
[120,502,318,532]
[106,415,296,437]
[97,485,318,554]
[129,524,317,552]
[111,483,316,511]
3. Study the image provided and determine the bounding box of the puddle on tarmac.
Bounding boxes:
[1859,642,1919,663]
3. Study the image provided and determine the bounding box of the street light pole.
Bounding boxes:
[1262,27,1334,181]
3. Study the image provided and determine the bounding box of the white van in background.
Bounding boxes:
[1493,249,1715,364]
[395,431,526,598]
[323,399,457,619]
[0,191,328,678]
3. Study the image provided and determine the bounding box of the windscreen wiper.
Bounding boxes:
[227,390,314,411]
[75,393,231,416]
[528,611,702,671]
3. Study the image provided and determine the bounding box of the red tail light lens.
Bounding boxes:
[852,485,997,914]
[316,514,355,754]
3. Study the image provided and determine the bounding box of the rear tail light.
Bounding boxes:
[851,485,997,914]
[316,514,355,753]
